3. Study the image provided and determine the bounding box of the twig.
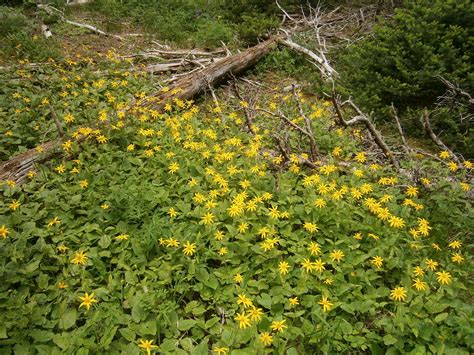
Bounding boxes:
[48,104,64,137]
[293,88,319,159]
[421,110,461,164]
[276,37,337,79]
[232,79,254,134]
[390,104,410,153]
[330,95,399,168]
[37,4,124,40]
[258,107,318,161]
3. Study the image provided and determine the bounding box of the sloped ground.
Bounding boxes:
[0,46,473,354]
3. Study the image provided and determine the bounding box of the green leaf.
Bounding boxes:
[100,326,118,348]
[159,339,177,352]
[383,334,398,346]
[434,312,448,323]
[119,328,136,342]
[0,325,7,339]
[59,309,77,330]
[205,317,220,329]
[29,330,53,342]
[52,333,70,350]
[177,319,196,331]
[194,338,209,355]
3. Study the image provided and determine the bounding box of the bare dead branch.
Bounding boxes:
[48,104,64,137]
[232,79,254,134]
[390,104,410,153]
[276,37,336,79]
[293,88,319,159]
[421,110,461,165]
[330,95,399,168]
[37,4,124,40]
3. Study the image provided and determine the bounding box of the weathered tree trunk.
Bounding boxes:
[140,37,278,109]
[0,141,59,185]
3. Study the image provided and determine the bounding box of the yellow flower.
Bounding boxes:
[301,258,314,273]
[0,225,10,239]
[278,261,290,275]
[115,234,129,241]
[127,144,135,151]
[71,251,88,266]
[425,259,439,271]
[308,242,321,256]
[439,151,450,159]
[233,273,243,283]
[451,252,464,264]
[214,231,225,241]
[436,271,452,285]
[412,278,428,292]
[234,312,251,329]
[460,182,470,191]
[289,297,299,306]
[371,256,384,269]
[330,250,344,263]
[314,198,326,208]
[312,258,326,273]
[332,146,342,157]
[259,332,273,347]
[448,240,462,249]
[324,278,333,285]
[406,186,418,197]
[303,222,319,233]
[447,161,458,172]
[47,217,60,228]
[354,152,366,163]
[237,294,253,308]
[270,319,287,333]
[57,245,68,253]
[413,266,425,277]
[168,208,178,218]
[212,347,229,355]
[318,296,333,312]
[138,339,158,355]
[96,135,108,144]
[247,306,263,322]
[9,199,21,211]
[58,281,68,289]
[200,212,215,225]
[267,205,280,219]
[217,247,228,256]
[79,292,98,310]
[237,222,249,233]
[55,165,65,173]
[354,232,362,240]
[101,203,110,209]
[168,162,179,173]
[79,180,88,188]
[390,287,407,302]
[182,241,196,256]
[389,216,405,229]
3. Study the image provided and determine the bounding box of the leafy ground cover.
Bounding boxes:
[0,52,473,354]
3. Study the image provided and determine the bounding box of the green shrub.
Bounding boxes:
[0,6,30,37]
[2,32,62,62]
[234,13,279,45]
[337,0,473,155]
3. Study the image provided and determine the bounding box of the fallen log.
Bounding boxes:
[139,37,278,109]
[0,141,59,185]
